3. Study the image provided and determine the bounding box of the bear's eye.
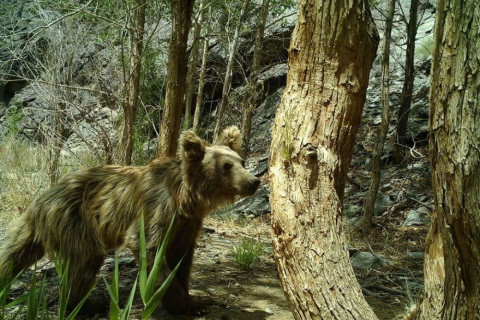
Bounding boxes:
[223,162,233,170]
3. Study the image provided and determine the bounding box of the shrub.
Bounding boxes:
[231,237,264,270]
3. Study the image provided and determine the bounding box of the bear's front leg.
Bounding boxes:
[162,244,207,315]
[159,260,195,315]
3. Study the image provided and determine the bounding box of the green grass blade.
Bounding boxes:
[139,211,147,303]
[40,286,48,320]
[142,257,183,320]
[102,276,121,312]
[11,304,25,320]
[26,270,38,320]
[110,255,120,320]
[5,294,28,308]
[120,277,138,320]
[145,214,176,301]
[65,281,97,320]
[57,260,70,320]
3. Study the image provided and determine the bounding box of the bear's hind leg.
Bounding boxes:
[67,254,104,306]
[0,218,44,281]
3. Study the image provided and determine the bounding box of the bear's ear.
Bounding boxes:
[180,131,206,161]
[215,126,242,154]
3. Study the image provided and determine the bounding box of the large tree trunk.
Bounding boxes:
[119,0,146,165]
[268,1,379,319]
[192,36,209,134]
[241,0,270,156]
[157,0,195,158]
[419,0,480,318]
[213,0,250,139]
[184,0,204,129]
[393,0,419,163]
[363,0,396,231]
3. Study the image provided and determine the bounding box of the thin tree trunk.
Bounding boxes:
[119,0,146,165]
[419,0,480,318]
[363,0,395,232]
[184,0,204,129]
[192,37,209,133]
[157,0,195,158]
[394,0,418,163]
[48,102,72,186]
[213,0,250,139]
[268,1,379,319]
[241,0,270,156]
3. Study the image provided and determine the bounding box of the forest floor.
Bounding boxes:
[0,205,428,320]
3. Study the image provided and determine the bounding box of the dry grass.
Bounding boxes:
[0,136,101,225]
[0,136,49,222]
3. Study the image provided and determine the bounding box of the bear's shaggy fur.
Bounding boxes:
[0,126,260,315]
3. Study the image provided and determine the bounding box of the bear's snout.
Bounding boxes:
[248,177,261,195]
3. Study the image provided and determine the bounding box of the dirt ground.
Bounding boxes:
[1,205,428,320]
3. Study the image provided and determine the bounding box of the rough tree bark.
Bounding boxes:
[119,0,146,165]
[157,0,195,158]
[241,0,270,156]
[184,0,204,129]
[48,102,72,186]
[213,0,250,139]
[419,0,480,318]
[268,1,379,319]
[393,0,419,163]
[192,36,209,133]
[363,0,396,231]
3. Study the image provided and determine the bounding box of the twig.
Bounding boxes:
[407,197,433,211]
[364,284,407,297]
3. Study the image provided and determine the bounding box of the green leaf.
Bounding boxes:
[139,211,148,303]
[145,214,176,301]
[120,277,137,320]
[142,257,183,320]
[26,269,38,320]
[102,277,121,312]
[110,255,120,320]
[66,281,97,320]
[5,294,28,309]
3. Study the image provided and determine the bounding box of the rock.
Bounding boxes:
[233,184,270,217]
[407,252,424,260]
[265,307,274,314]
[248,87,284,159]
[374,192,394,216]
[344,204,362,217]
[350,252,387,270]
[347,216,363,230]
[402,208,431,227]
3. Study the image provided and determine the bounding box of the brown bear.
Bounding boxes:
[0,126,260,315]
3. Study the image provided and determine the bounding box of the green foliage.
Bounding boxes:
[139,212,182,320]
[54,257,96,320]
[104,212,182,319]
[6,106,24,136]
[1,258,94,319]
[26,269,47,320]
[231,237,264,270]
[270,0,296,16]
[1,268,28,319]
[103,255,137,320]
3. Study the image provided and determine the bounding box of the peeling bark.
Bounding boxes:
[419,0,480,318]
[268,1,379,319]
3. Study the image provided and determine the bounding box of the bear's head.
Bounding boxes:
[179,126,260,205]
